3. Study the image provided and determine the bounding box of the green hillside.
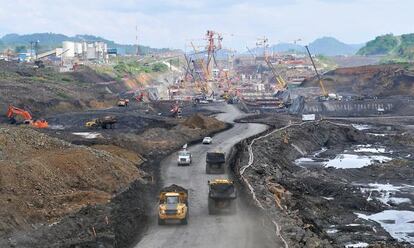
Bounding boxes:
[358,33,414,61]
[0,33,171,55]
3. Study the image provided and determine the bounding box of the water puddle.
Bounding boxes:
[72,132,103,139]
[357,210,414,244]
[49,124,65,130]
[352,144,388,154]
[352,124,372,131]
[325,154,392,169]
[359,183,413,206]
[345,243,369,248]
[367,133,387,137]
[295,144,393,169]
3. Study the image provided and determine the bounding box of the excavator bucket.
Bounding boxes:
[32,120,49,129]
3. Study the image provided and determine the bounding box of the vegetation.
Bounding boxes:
[358,33,414,62]
[14,45,27,53]
[358,34,399,55]
[0,33,172,55]
[114,61,168,75]
[397,34,414,60]
[316,55,338,71]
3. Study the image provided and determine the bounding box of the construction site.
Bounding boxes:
[1,20,414,248]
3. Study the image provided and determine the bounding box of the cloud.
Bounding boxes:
[0,0,412,50]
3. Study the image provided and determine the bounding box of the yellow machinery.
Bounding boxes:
[264,57,288,91]
[305,46,329,99]
[208,179,237,214]
[85,116,117,129]
[158,184,188,225]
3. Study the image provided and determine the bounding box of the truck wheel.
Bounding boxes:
[231,201,237,214]
[208,198,215,215]
[158,217,165,225]
[181,216,188,225]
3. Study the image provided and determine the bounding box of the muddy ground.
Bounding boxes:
[232,119,414,247]
[302,64,414,98]
[0,100,228,247]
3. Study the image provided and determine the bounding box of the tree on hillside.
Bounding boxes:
[14,45,27,53]
[358,34,398,55]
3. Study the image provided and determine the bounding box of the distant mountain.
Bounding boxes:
[271,43,304,53]
[308,37,364,56]
[250,37,364,56]
[0,33,171,55]
[358,33,414,60]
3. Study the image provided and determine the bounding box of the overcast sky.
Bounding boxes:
[0,0,411,51]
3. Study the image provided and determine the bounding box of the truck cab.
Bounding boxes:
[177,150,192,166]
[158,185,188,225]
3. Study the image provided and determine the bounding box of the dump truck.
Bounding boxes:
[206,152,226,174]
[208,179,237,215]
[158,184,188,225]
[117,98,129,107]
[85,116,117,129]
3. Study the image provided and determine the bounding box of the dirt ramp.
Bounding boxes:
[182,113,225,130]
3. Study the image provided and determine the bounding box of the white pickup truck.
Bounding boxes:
[177,150,192,166]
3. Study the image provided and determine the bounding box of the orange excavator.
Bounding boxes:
[6,105,48,128]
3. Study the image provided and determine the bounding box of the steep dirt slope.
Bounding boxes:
[0,125,144,237]
[0,61,126,117]
[302,64,414,96]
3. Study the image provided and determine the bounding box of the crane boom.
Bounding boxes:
[305,46,328,97]
[265,57,287,90]
[190,42,210,81]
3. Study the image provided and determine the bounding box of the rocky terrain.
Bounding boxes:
[302,64,414,97]
[232,121,414,247]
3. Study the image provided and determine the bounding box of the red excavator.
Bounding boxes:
[6,105,49,128]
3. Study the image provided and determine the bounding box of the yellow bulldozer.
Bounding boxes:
[158,184,188,225]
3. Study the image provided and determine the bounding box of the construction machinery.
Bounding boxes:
[264,57,288,91]
[117,99,129,107]
[206,152,226,174]
[305,46,341,101]
[177,149,192,166]
[208,179,237,214]
[158,184,189,225]
[85,116,117,129]
[170,102,182,118]
[6,105,48,128]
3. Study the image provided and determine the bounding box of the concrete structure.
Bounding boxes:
[62,41,75,58]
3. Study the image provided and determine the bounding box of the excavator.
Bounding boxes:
[6,105,48,128]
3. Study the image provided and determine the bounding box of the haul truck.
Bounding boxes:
[208,179,237,214]
[158,184,188,225]
[206,152,226,174]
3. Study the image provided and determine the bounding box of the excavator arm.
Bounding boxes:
[6,105,48,128]
[7,105,33,120]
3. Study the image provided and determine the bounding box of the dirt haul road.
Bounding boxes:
[136,105,282,248]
